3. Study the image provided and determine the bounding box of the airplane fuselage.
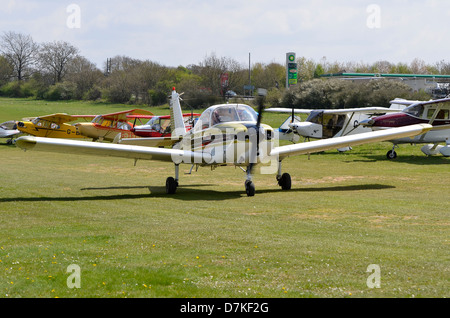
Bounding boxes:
[369,111,450,144]
[76,121,136,141]
[17,120,84,138]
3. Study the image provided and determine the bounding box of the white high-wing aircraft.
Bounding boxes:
[267,105,402,152]
[15,88,432,196]
[359,97,450,158]
[0,121,21,144]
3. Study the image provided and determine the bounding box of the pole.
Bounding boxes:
[249,52,251,95]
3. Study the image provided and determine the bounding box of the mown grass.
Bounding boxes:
[0,97,449,298]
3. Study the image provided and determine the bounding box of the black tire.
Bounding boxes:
[166,177,178,194]
[386,150,397,159]
[278,173,291,190]
[245,180,255,197]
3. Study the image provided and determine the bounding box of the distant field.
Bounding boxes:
[0,97,449,298]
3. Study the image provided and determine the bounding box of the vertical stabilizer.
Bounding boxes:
[170,88,186,138]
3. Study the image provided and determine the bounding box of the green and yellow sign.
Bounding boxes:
[286,52,297,88]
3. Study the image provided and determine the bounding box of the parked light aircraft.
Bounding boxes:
[267,106,401,152]
[131,113,201,138]
[0,121,21,144]
[15,88,432,196]
[75,109,154,142]
[16,113,95,139]
[359,97,450,158]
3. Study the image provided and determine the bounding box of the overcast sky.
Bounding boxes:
[1,0,449,70]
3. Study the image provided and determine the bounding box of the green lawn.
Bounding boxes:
[0,97,449,298]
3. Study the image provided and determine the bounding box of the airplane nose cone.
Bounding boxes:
[290,122,317,137]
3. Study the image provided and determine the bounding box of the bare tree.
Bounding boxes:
[38,40,79,83]
[194,53,245,96]
[65,55,103,99]
[0,31,38,81]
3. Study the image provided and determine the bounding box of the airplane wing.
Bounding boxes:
[271,124,432,160]
[266,107,399,115]
[118,136,181,148]
[103,109,154,121]
[35,113,96,125]
[16,124,432,165]
[390,97,450,107]
[266,108,313,114]
[15,136,209,164]
[38,113,77,125]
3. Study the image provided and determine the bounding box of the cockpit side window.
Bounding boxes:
[236,105,258,122]
[194,108,212,132]
[427,107,450,120]
[117,121,131,130]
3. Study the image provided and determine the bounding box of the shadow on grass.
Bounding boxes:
[0,183,395,202]
[346,154,450,165]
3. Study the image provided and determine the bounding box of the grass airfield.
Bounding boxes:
[0,98,449,298]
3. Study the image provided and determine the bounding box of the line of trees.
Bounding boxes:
[1,31,449,109]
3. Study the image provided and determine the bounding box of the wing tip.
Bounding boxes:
[15,136,37,150]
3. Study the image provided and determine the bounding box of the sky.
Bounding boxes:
[1,0,449,70]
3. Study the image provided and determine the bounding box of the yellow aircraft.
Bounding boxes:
[16,88,432,196]
[16,113,95,139]
[75,109,154,142]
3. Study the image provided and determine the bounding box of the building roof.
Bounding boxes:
[321,72,450,79]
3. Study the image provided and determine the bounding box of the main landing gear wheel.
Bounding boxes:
[166,177,178,194]
[245,180,255,197]
[278,173,291,190]
[386,150,397,159]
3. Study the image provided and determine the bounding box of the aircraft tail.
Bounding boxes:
[277,115,301,143]
[169,88,186,138]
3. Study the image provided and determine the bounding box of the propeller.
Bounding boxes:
[248,102,265,176]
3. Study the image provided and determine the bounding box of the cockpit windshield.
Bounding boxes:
[211,105,257,125]
[403,104,424,118]
[193,104,258,132]
[145,117,158,126]
[305,110,324,124]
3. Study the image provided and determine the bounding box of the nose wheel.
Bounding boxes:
[386,150,397,159]
[387,145,398,159]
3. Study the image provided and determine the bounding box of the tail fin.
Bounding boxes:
[278,115,301,143]
[169,87,186,138]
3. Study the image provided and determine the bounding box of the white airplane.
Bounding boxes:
[267,105,402,151]
[267,104,404,138]
[0,121,21,144]
[359,97,450,158]
[15,88,432,196]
